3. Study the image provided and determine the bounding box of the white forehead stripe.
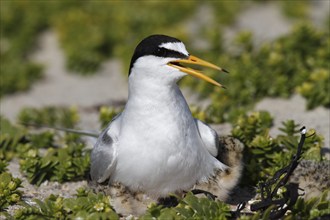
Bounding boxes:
[159,42,189,56]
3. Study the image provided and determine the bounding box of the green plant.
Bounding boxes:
[19,141,90,186]
[1,108,90,186]
[280,0,310,19]
[184,23,329,123]
[232,111,324,185]
[53,1,197,74]
[98,106,121,129]
[0,160,7,173]
[0,59,43,97]
[0,172,23,211]
[0,1,48,96]
[190,105,211,123]
[286,190,330,220]
[18,106,79,128]
[237,128,329,220]
[239,192,330,220]
[210,1,242,25]
[142,192,231,220]
[232,111,273,145]
[13,189,119,219]
[1,107,80,163]
[296,68,330,109]
[0,116,27,161]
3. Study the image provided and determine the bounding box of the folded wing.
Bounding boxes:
[90,114,122,183]
[194,118,219,157]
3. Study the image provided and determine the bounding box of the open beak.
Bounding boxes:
[167,55,228,88]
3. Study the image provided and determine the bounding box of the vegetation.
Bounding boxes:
[280,0,310,19]
[99,106,122,129]
[19,140,90,186]
[0,172,23,212]
[1,1,328,111]
[0,1,45,97]
[186,23,329,123]
[1,1,200,96]
[18,106,79,128]
[238,190,330,220]
[142,192,231,220]
[288,190,330,220]
[1,108,89,186]
[231,112,324,185]
[13,189,119,220]
[296,68,330,109]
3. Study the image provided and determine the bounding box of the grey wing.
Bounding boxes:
[90,114,121,183]
[194,119,219,157]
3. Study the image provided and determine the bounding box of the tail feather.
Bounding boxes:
[21,123,99,138]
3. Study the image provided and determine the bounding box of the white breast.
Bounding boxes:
[112,84,221,197]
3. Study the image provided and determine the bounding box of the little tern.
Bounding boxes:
[90,35,243,207]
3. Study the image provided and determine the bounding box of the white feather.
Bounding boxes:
[159,42,189,56]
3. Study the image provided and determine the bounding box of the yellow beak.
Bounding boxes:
[167,55,227,88]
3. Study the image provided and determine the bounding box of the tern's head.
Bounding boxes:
[128,34,227,87]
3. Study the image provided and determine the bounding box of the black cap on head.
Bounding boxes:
[128,35,188,75]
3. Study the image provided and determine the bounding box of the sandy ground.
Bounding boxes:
[1,1,329,217]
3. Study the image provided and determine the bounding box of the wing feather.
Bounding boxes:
[90,114,121,183]
[194,119,219,157]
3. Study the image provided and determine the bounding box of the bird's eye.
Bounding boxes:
[156,48,167,57]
